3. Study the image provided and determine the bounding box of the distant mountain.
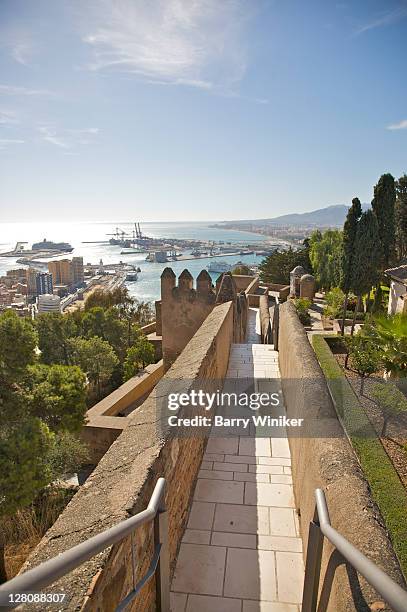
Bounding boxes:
[267,205,350,227]
[225,204,370,228]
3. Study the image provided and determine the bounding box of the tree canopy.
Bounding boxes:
[123,336,155,380]
[68,336,119,399]
[258,243,311,285]
[341,198,362,293]
[371,173,396,269]
[351,209,381,297]
[0,310,88,525]
[0,310,37,380]
[395,174,407,260]
[27,364,87,433]
[309,229,343,290]
[84,286,132,310]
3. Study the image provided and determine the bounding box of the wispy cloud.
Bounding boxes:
[0,110,19,126]
[0,138,24,150]
[0,26,36,65]
[81,0,251,91]
[0,84,54,97]
[355,4,407,35]
[38,126,69,149]
[11,41,33,66]
[387,119,407,130]
[38,126,100,149]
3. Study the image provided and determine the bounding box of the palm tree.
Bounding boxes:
[370,314,407,378]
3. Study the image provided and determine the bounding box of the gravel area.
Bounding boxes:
[335,353,407,490]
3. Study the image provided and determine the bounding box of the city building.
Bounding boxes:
[48,259,73,287]
[72,256,84,285]
[35,272,53,296]
[0,285,13,308]
[37,293,61,314]
[26,268,38,296]
[6,268,27,283]
[53,284,69,297]
[13,282,28,296]
[0,286,27,310]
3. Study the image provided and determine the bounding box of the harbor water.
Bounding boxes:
[0,221,273,303]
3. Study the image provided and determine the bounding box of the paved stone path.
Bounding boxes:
[170,309,304,612]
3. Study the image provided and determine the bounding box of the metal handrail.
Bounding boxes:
[0,478,169,611]
[302,488,407,612]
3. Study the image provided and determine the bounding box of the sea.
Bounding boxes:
[0,221,271,303]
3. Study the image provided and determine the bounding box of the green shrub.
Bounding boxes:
[323,288,361,319]
[345,333,382,392]
[325,287,345,309]
[367,314,407,377]
[324,307,366,320]
[294,298,311,326]
[370,382,407,437]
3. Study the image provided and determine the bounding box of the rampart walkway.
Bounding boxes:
[170,308,304,611]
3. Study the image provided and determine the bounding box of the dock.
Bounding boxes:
[171,251,242,262]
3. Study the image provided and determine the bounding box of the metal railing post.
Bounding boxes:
[154,491,170,612]
[301,507,324,612]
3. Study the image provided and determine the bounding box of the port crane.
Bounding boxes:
[106,227,131,241]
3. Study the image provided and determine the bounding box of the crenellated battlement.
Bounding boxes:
[160,268,217,369]
[159,268,249,370]
[161,268,216,305]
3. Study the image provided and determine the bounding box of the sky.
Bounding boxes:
[0,0,406,222]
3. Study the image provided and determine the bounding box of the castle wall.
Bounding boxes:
[232,274,257,291]
[82,361,164,462]
[278,301,405,611]
[21,302,235,611]
[160,269,216,370]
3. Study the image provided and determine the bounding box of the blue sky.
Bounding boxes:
[0,0,406,222]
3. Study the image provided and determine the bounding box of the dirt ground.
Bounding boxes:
[335,353,407,490]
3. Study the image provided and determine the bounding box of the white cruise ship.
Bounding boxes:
[206,261,232,273]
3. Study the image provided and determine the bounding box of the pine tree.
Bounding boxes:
[350,210,381,334]
[340,198,362,334]
[395,174,407,260]
[371,173,396,268]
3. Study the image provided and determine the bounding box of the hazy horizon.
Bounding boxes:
[1,1,406,222]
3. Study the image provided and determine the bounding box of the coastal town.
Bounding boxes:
[0,224,288,318]
[1,172,407,612]
[1,2,406,611]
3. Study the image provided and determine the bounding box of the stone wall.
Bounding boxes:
[82,361,164,463]
[22,301,235,611]
[160,268,251,371]
[264,283,290,301]
[232,274,257,292]
[215,273,248,343]
[140,322,156,335]
[160,268,216,370]
[259,294,270,343]
[278,301,405,611]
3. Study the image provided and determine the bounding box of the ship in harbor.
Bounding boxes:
[1,239,74,258]
[207,261,232,273]
[32,238,73,252]
[125,266,141,282]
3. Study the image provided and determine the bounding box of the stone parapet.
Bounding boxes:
[21,302,235,611]
[82,361,164,462]
[259,293,270,343]
[278,300,405,611]
[161,268,216,370]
